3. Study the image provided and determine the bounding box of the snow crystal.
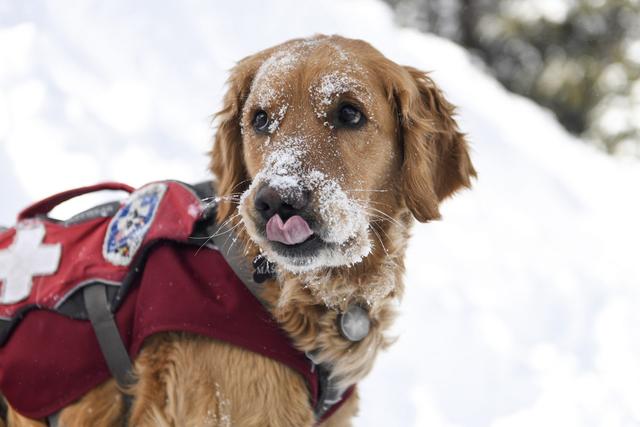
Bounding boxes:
[316,72,357,105]
[310,71,372,120]
[252,49,300,107]
[250,38,323,108]
[267,103,288,134]
[330,42,351,63]
[214,382,231,427]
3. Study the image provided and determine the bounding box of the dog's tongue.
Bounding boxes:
[266,214,314,245]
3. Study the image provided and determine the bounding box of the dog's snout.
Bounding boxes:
[254,185,309,221]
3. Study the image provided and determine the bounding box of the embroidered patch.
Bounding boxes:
[103,183,167,266]
[0,223,62,304]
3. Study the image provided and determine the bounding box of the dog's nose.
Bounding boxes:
[254,185,309,221]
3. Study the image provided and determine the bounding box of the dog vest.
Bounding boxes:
[0,181,352,424]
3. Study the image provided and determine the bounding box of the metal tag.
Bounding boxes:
[338,305,370,342]
[252,255,276,283]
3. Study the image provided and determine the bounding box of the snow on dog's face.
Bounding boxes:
[211,35,475,273]
[240,136,375,272]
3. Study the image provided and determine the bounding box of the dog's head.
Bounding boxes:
[211,35,475,273]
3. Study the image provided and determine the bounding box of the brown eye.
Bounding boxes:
[253,110,269,133]
[335,103,365,128]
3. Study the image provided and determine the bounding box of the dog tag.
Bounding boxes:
[338,305,370,342]
[252,255,276,283]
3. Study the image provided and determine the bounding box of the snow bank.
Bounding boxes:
[1,1,639,426]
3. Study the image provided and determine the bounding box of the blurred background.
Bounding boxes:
[385,0,640,157]
[1,1,639,426]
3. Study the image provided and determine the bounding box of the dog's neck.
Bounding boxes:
[256,210,413,388]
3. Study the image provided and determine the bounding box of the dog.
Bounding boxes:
[2,34,475,426]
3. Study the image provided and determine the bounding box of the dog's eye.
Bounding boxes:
[336,104,365,128]
[253,110,270,133]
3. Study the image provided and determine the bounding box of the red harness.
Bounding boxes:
[0,181,351,422]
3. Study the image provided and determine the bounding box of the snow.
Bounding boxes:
[312,71,367,115]
[1,1,640,426]
[267,104,288,134]
[242,136,372,274]
[252,48,299,107]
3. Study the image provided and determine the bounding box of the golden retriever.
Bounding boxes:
[3,34,475,427]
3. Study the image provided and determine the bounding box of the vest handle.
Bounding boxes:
[18,182,134,221]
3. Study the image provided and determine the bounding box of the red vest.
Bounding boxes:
[0,181,350,422]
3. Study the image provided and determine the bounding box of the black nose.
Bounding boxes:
[254,185,309,221]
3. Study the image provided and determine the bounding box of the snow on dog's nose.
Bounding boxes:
[266,214,313,245]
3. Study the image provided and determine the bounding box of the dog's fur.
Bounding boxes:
[2,35,475,427]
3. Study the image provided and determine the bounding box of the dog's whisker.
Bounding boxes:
[367,216,389,226]
[349,202,396,227]
[366,199,394,209]
[201,194,242,207]
[202,198,239,211]
[352,197,394,211]
[220,213,244,246]
[189,235,219,240]
[366,214,399,233]
[369,223,389,256]
[211,199,240,207]
[213,219,244,239]
[372,220,393,243]
[240,232,250,256]
[364,207,405,230]
[195,230,219,254]
[195,213,242,254]
[345,189,389,193]
[219,220,244,243]
[195,236,216,255]
[210,195,242,205]
[216,213,242,232]
[225,224,245,256]
[347,198,404,231]
[228,180,252,194]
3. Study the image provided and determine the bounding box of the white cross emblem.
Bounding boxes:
[0,224,61,304]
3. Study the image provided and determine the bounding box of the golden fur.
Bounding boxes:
[3,35,474,426]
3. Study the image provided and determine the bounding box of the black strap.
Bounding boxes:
[208,216,268,305]
[83,284,134,426]
[312,362,347,420]
[83,285,134,389]
[0,396,7,423]
[84,284,134,425]
[47,411,60,427]
[44,286,133,427]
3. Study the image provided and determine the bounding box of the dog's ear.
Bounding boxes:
[210,56,262,223]
[392,66,476,222]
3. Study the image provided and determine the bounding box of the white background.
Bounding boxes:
[1,1,640,426]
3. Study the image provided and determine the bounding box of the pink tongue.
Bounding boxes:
[266,214,314,245]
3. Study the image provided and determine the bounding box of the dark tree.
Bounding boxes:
[385,0,640,156]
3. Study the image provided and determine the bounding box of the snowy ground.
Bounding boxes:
[1,1,640,426]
